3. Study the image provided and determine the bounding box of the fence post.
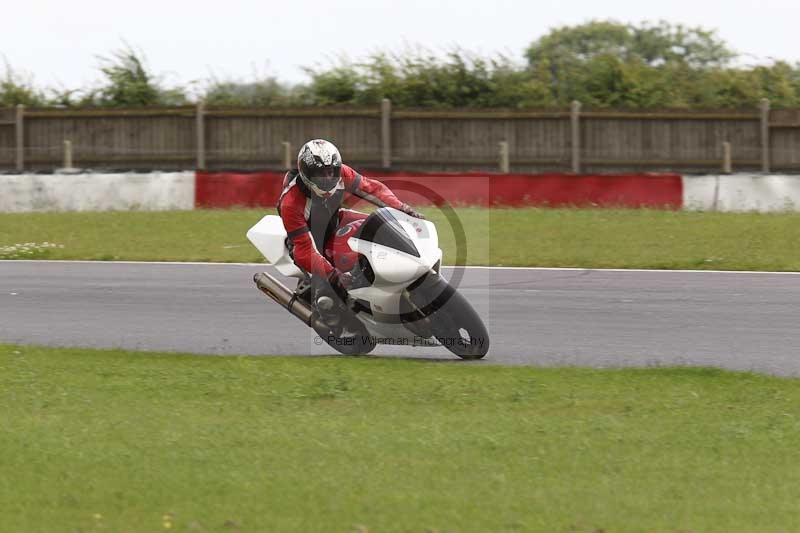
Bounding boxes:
[282,141,292,170]
[381,98,392,168]
[196,101,206,170]
[722,141,732,174]
[15,104,24,172]
[760,98,770,173]
[498,141,510,173]
[63,140,73,170]
[570,100,581,173]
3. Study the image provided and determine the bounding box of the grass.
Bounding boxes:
[2,207,800,270]
[3,344,800,532]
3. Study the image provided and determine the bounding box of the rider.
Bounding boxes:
[277,139,424,302]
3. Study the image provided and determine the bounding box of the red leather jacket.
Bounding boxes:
[277,164,405,277]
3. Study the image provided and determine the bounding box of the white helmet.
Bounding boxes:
[297,139,343,197]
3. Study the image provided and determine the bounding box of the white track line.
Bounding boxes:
[1,259,799,275]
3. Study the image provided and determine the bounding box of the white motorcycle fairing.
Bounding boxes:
[246,214,303,278]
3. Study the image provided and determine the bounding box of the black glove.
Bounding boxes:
[400,203,425,219]
[327,269,353,301]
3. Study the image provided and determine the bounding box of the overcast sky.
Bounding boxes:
[2,0,798,91]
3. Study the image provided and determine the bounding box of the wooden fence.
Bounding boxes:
[1,100,799,173]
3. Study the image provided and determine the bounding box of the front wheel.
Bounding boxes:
[405,273,489,360]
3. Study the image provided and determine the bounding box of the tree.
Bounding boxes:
[752,62,798,107]
[5,28,800,110]
[0,62,45,106]
[525,20,737,106]
[301,49,555,108]
[89,46,187,107]
[527,20,734,69]
[303,62,360,105]
[204,76,302,106]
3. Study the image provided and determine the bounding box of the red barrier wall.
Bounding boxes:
[195,171,683,209]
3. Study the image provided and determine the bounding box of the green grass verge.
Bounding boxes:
[2,208,800,270]
[3,345,800,532]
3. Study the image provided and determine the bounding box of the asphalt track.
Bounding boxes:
[1,261,799,375]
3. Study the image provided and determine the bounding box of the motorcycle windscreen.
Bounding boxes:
[356,208,420,258]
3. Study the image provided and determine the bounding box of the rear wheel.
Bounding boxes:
[405,273,489,360]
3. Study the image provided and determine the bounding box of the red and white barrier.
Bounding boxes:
[3,170,800,212]
[196,170,684,209]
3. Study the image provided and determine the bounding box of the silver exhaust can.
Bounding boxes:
[253,272,316,326]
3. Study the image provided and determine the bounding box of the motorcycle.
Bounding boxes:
[246,207,489,359]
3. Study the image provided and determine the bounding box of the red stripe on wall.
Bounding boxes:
[195,171,284,208]
[195,171,683,209]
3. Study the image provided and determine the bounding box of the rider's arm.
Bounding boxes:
[279,190,335,278]
[341,165,405,210]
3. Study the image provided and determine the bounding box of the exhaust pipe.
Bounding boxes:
[253,272,318,327]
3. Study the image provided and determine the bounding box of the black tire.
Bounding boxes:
[312,316,376,355]
[405,273,489,360]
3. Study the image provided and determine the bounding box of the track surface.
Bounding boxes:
[1,261,799,375]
